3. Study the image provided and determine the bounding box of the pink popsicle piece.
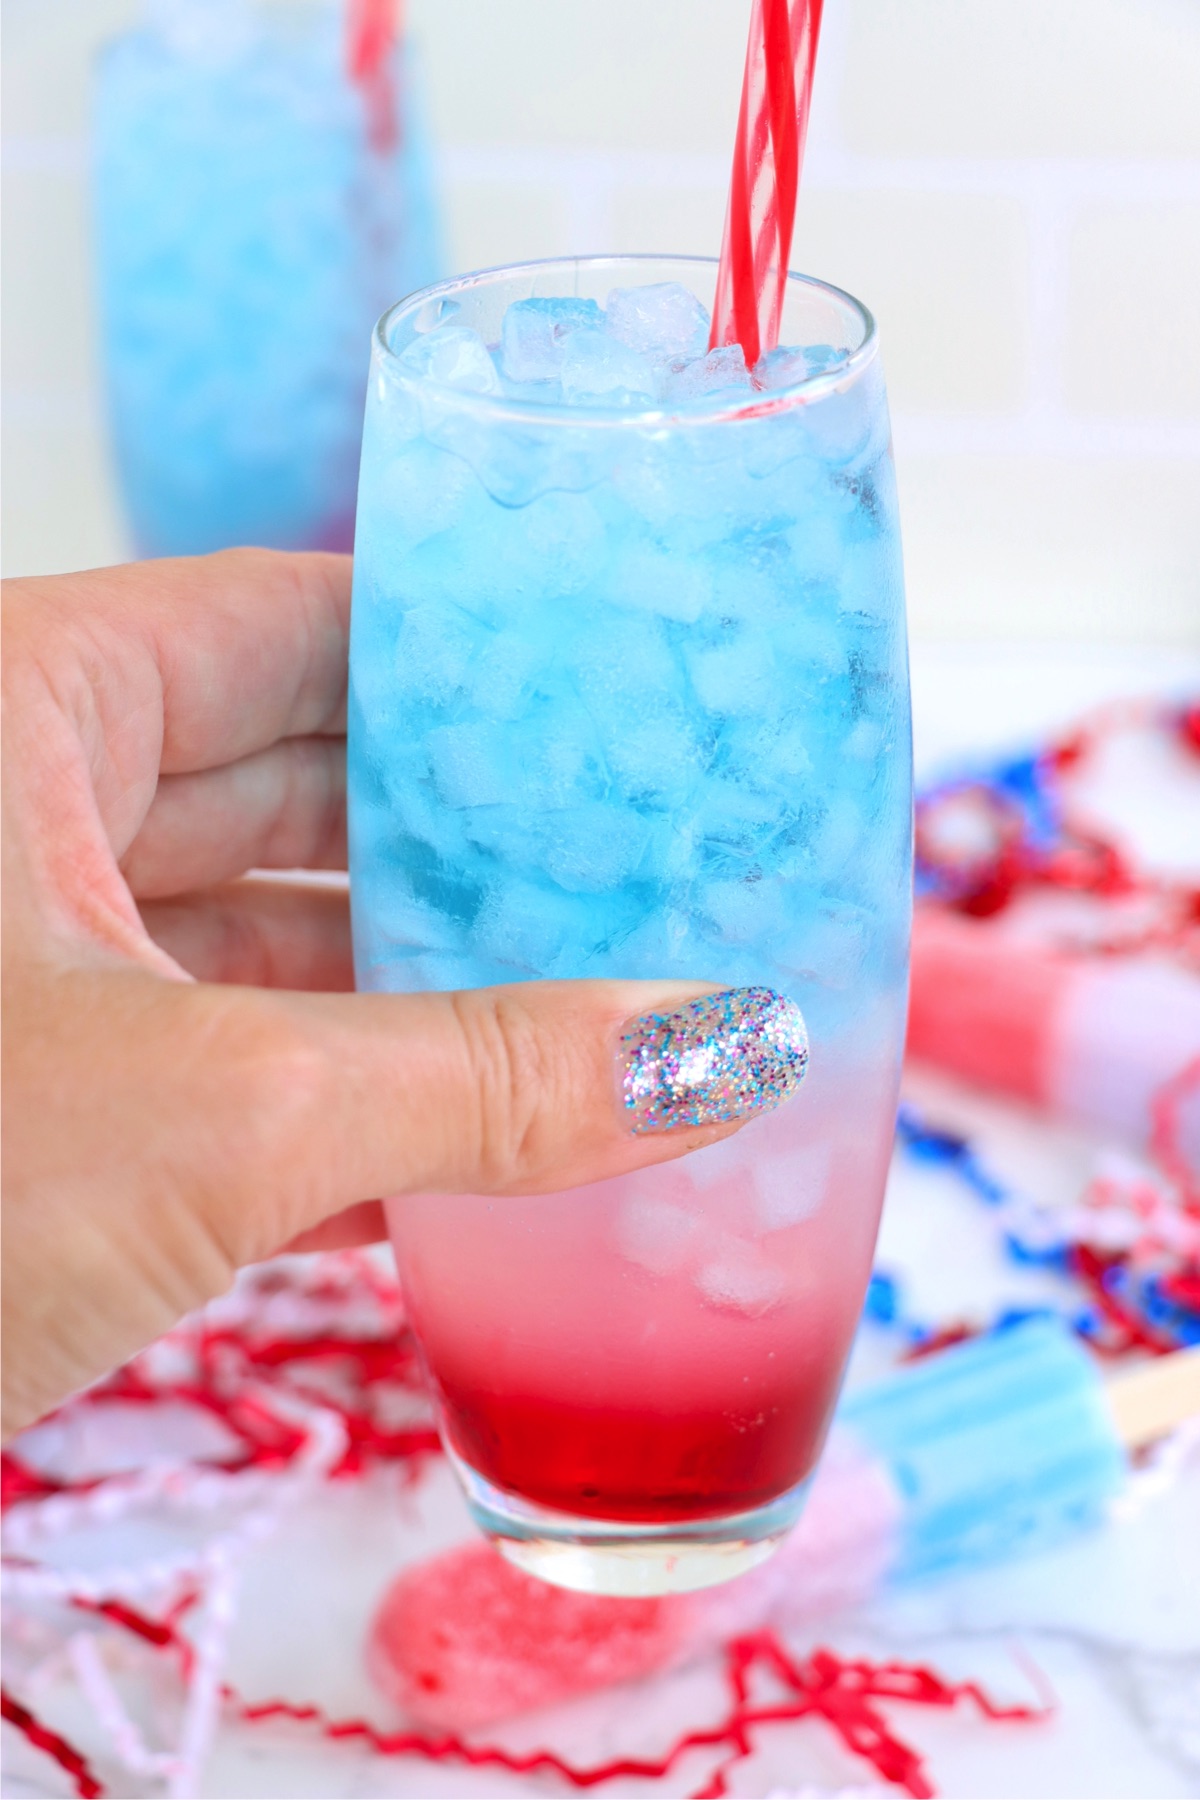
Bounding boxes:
[908,908,1200,1153]
[367,1433,898,1730]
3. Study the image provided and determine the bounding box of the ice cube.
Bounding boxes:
[393,604,476,706]
[399,325,501,394]
[500,298,603,383]
[611,546,712,624]
[425,490,602,632]
[705,557,790,631]
[389,832,484,931]
[801,342,842,375]
[720,715,815,801]
[467,634,541,721]
[451,703,605,821]
[425,722,510,809]
[685,636,776,717]
[772,904,871,990]
[700,874,787,946]
[842,717,884,763]
[533,708,607,807]
[662,344,751,403]
[684,1130,753,1193]
[798,357,888,468]
[560,329,656,404]
[691,777,785,870]
[367,888,466,955]
[611,446,734,552]
[696,1239,787,1317]
[576,609,675,691]
[754,1142,832,1231]
[754,345,812,390]
[605,282,710,359]
[602,709,701,809]
[767,718,817,782]
[524,491,607,595]
[610,909,711,979]
[616,1189,701,1276]
[364,441,473,551]
[540,801,651,892]
[813,793,864,877]
[474,877,574,975]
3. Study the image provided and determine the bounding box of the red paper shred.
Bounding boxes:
[1181,704,1200,759]
[68,1599,1046,1799]
[1068,1050,1200,1357]
[1151,1054,1200,1214]
[2,1253,440,1508]
[1,1686,106,1799]
[1,1453,65,1508]
[898,1323,979,1363]
[73,1590,201,1680]
[1068,1244,1180,1359]
[916,699,1200,962]
[231,1630,1048,1799]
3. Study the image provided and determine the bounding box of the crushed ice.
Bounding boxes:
[399,283,845,408]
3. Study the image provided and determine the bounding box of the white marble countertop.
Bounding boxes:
[4,644,1199,1800]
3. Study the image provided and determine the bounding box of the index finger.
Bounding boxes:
[42,549,352,775]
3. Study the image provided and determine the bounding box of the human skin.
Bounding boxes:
[1,551,745,1438]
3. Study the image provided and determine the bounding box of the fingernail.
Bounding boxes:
[619,986,809,1135]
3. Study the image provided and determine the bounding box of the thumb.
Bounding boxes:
[1,967,807,1435]
[192,978,810,1266]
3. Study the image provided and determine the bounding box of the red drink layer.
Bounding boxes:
[430,1361,845,1523]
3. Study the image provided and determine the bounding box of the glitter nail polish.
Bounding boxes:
[619,986,809,1134]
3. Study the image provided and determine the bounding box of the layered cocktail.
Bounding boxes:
[349,256,911,1593]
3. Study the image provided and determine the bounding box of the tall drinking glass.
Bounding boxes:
[349,256,911,1595]
[94,0,440,557]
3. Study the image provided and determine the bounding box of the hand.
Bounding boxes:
[2,552,777,1438]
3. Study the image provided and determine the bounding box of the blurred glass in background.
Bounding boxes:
[93,0,440,555]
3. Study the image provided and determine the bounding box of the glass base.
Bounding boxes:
[449,1448,812,1597]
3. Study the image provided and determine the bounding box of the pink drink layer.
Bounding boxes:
[387,1052,897,1524]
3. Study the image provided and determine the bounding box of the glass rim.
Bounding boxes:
[373,253,879,429]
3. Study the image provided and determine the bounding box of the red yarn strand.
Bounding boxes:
[1,1688,106,1799]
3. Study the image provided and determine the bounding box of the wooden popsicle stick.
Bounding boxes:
[1104,1345,1200,1451]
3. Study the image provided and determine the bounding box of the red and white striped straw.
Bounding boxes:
[711,0,825,367]
[346,0,399,81]
[346,0,402,150]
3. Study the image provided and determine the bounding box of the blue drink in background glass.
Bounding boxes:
[94,0,440,556]
[349,256,911,1595]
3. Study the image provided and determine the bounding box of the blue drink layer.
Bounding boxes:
[95,5,440,557]
[350,279,910,1050]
